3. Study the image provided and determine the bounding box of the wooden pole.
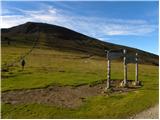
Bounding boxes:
[135,53,139,85]
[107,51,111,89]
[123,49,127,87]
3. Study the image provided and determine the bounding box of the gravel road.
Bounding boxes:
[130,104,159,119]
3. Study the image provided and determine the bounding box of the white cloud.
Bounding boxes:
[1,5,157,38]
[1,15,31,28]
[103,24,157,35]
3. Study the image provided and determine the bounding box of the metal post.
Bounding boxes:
[123,49,127,87]
[135,53,139,85]
[107,51,111,89]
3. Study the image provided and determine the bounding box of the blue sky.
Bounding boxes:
[1,1,159,54]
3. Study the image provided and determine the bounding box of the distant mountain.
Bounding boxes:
[1,22,159,65]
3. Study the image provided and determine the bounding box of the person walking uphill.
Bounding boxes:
[21,59,26,70]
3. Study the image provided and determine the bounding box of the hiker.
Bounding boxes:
[21,59,26,70]
[5,37,10,45]
[7,39,10,45]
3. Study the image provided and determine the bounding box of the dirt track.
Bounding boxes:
[2,85,102,108]
[2,80,136,108]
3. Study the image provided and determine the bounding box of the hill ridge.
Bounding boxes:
[1,22,159,65]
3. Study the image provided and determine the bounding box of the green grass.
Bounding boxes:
[2,46,107,91]
[2,71,104,91]
[1,45,159,118]
[2,89,158,119]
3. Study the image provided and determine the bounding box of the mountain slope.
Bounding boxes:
[1,22,159,65]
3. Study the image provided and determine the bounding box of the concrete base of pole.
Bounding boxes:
[120,81,128,87]
[133,81,141,86]
[102,87,112,93]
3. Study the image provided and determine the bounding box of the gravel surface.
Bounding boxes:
[130,104,159,119]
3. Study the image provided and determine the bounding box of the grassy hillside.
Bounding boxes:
[1,22,159,65]
[2,45,106,91]
[1,44,159,118]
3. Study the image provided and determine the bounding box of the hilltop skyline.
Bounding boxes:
[1,1,159,54]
